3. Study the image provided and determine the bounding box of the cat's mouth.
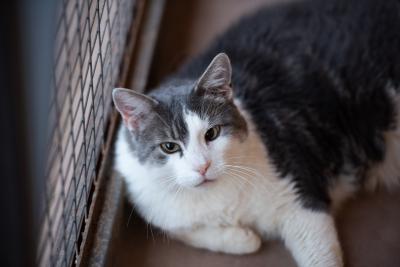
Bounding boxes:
[195,178,216,187]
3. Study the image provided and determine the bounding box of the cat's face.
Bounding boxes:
[113,53,248,188]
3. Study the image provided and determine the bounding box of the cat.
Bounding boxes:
[112,0,400,266]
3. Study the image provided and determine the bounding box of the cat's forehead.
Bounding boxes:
[154,96,212,141]
[152,98,190,143]
[149,80,228,121]
[183,110,209,137]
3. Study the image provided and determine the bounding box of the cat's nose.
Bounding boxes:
[197,161,211,176]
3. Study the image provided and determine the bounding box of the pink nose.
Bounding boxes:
[197,161,211,176]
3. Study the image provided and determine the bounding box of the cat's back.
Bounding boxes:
[179,0,400,83]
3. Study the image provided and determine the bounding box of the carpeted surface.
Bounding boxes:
[114,191,400,267]
[113,0,400,266]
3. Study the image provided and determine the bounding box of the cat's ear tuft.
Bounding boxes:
[195,53,233,100]
[112,88,158,131]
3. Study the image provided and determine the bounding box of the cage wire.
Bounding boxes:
[38,0,137,266]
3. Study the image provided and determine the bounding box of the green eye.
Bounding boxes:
[205,125,221,142]
[160,142,181,154]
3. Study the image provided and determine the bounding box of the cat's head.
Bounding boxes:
[113,53,248,188]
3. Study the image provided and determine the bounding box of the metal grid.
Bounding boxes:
[38,0,137,266]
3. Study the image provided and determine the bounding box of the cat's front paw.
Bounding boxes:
[221,227,262,254]
[173,225,262,255]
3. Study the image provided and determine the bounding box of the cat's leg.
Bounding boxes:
[172,226,262,254]
[280,208,343,267]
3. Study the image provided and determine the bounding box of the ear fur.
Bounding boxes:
[112,88,158,131]
[195,53,233,100]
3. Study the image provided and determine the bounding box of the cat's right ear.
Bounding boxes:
[195,53,233,101]
[112,88,158,132]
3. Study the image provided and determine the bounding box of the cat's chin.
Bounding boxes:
[175,175,218,189]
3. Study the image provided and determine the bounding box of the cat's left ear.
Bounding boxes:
[195,53,233,100]
[112,88,158,132]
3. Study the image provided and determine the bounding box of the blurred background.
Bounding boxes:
[1,1,400,267]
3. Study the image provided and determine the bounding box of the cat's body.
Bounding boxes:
[113,0,400,266]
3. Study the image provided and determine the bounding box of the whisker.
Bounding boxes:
[126,206,135,227]
[225,164,263,177]
[225,166,274,194]
[225,168,259,191]
[225,171,247,190]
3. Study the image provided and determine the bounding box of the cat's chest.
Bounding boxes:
[131,181,247,230]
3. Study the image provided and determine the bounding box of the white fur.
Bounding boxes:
[114,103,343,267]
[281,208,342,267]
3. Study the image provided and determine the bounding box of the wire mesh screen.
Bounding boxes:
[39,0,137,266]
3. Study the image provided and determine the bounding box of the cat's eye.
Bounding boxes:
[160,142,181,154]
[205,125,221,142]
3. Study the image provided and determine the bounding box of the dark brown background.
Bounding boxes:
[114,1,400,266]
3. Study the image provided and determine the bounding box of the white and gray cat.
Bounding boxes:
[113,0,400,266]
